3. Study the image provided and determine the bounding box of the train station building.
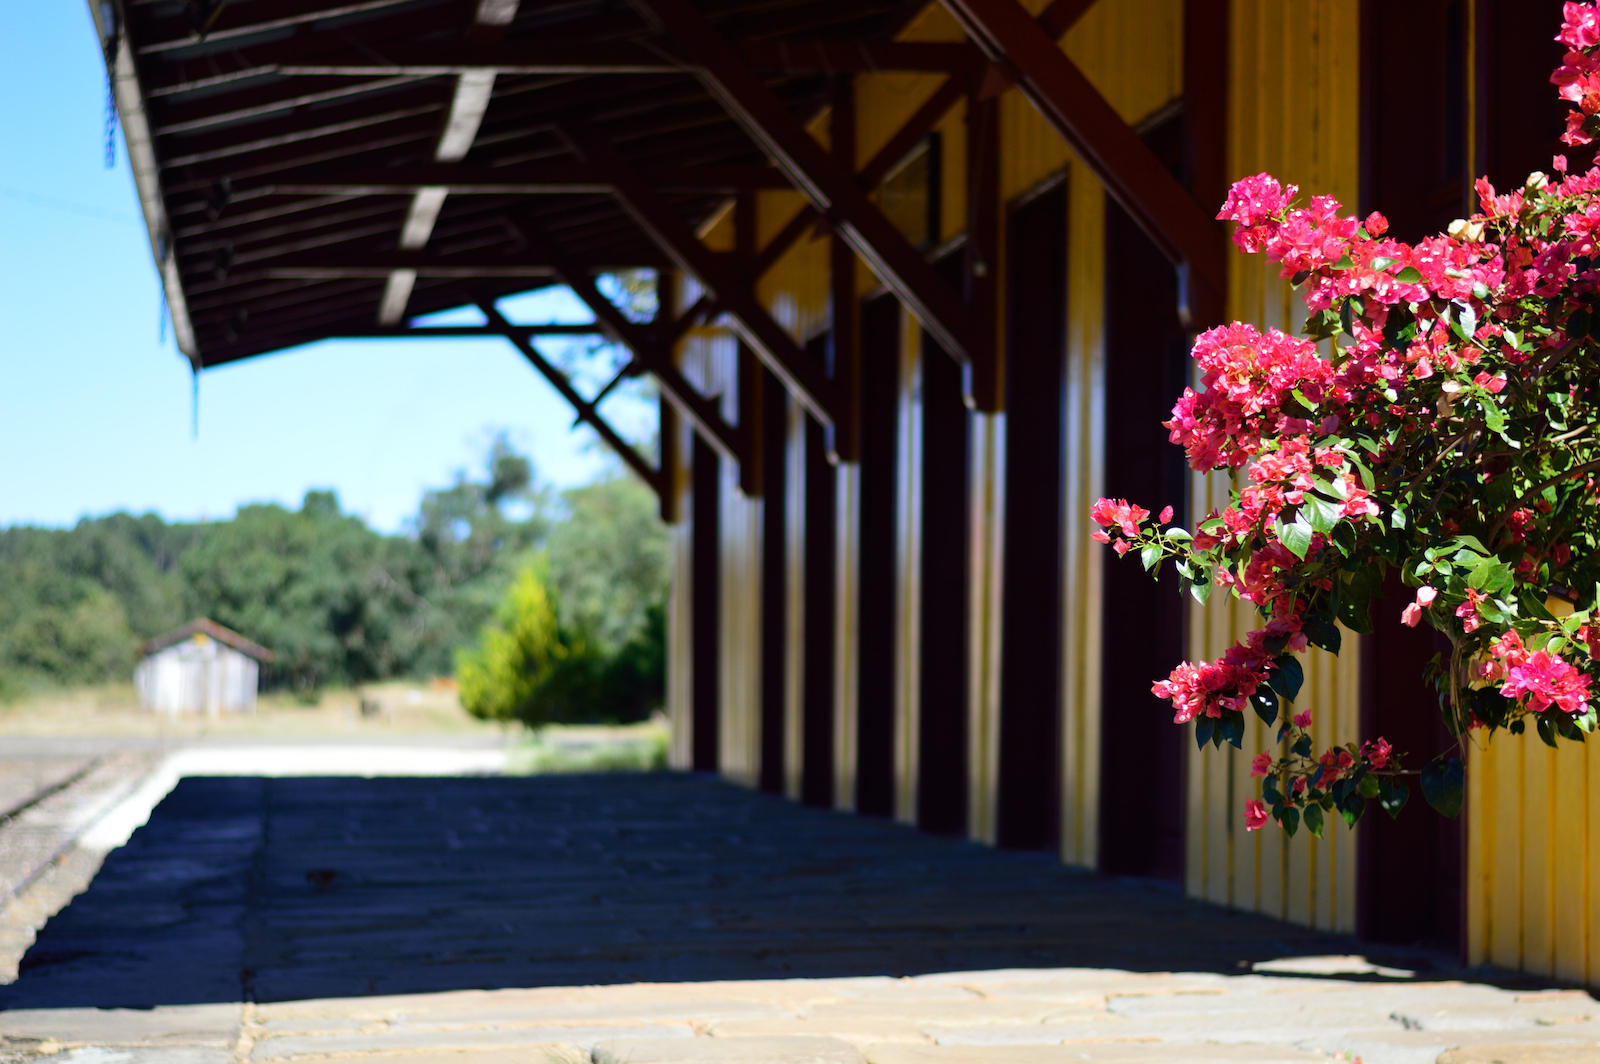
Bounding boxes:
[95,0,1597,990]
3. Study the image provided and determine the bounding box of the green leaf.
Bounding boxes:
[1303,802,1325,838]
[1379,778,1410,818]
[1279,516,1314,560]
[1219,710,1245,749]
[1481,398,1506,434]
[1250,685,1280,727]
[1304,494,1342,534]
[1468,556,1514,595]
[1191,580,1213,606]
[1358,772,1381,798]
[1304,614,1342,654]
[1420,758,1464,819]
[1338,790,1366,828]
[1395,266,1423,283]
[1537,713,1561,749]
[1270,655,1304,702]
[1140,544,1161,572]
[1281,806,1301,837]
[1335,570,1375,634]
[1371,255,1398,271]
[1195,715,1215,749]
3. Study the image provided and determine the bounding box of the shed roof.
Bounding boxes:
[142,618,277,663]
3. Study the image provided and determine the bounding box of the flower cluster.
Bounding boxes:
[1094,5,1600,835]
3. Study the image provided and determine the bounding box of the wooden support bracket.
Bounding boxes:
[938,0,1227,324]
[632,0,995,376]
[567,121,842,430]
[500,215,750,467]
[477,301,666,497]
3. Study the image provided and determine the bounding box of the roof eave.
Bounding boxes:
[90,0,199,363]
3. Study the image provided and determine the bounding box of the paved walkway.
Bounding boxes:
[0,774,1594,1063]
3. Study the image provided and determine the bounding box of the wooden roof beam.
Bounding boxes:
[937,0,1226,322]
[146,41,981,93]
[236,162,791,196]
[136,0,420,55]
[568,122,841,429]
[379,3,518,326]
[634,0,995,385]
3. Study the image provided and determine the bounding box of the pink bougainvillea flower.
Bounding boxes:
[1244,799,1270,831]
[1293,711,1313,729]
[1159,505,1175,524]
[1401,603,1423,627]
[1561,2,1600,51]
[1501,649,1593,715]
[1090,497,1150,537]
[1456,589,1488,634]
[1362,737,1393,769]
[1250,751,1273,778]
[1417,585,1439,607]
[1112,539,1131,556]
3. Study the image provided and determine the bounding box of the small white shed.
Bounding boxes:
[134,619,275,717]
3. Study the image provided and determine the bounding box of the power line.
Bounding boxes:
[0,184,138,226]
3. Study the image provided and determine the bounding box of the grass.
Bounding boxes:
[505,716,669,774]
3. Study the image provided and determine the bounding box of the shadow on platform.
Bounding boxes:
[0,773,1432,1009]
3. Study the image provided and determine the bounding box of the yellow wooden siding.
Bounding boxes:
[667,512,694,771]
[1184,0,1361,931]
[967,414,1005,844]
[783,391,808,800]
[1059,167,1105,868]
[893,308,925,824]
[1469,724,1600,987]
[834,466,862,809]
[714,336,763,789]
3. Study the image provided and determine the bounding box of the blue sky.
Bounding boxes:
[0,4,653,533]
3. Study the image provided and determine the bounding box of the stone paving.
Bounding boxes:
[0,773,1593,1063]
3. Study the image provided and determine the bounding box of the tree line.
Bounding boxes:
[0,437,668,723]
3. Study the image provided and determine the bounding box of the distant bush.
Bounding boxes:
[456,560,663,727]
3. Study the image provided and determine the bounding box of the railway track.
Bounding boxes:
[0,749,163,981]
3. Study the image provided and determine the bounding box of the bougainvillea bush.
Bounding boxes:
[1094,2,1600,836]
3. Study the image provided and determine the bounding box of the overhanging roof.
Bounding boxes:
[90,0,934,370]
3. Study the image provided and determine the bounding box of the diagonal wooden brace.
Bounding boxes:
[938,0,1227,324]
[567,122,842,430]
[552,256,749,467]
[478,301,665,496]
[632,0,995,376]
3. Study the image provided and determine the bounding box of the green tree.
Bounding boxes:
[456,563,599,725]
[545,473,669,654]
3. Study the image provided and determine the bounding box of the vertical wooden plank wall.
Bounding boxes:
[783,392,807,800]
[1058,171,1106,867]
[996,0,1185,866]
[966,416,1005,844]
[667,435,695,772]
[1185,0,1361,931]
[893,310,925,824]
[1468,720,1600,987]
[834,464,861,810]
[716,335,763,789]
